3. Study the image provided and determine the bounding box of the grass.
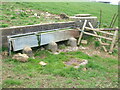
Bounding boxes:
[4,79,22,86]
[1,2,118,28]
[94,40,101,48]
[2,50,118,88]
[1,2,118,88]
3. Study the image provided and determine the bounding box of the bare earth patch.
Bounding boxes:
[64,58,88,68]
[79,46,117,59]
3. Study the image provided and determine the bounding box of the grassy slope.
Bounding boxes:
[3,50,118,88]
[1,2,118,27]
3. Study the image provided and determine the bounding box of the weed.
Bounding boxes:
[66,80,72,84]
[112,49,118,55]
[0,24,8,28]
[10,16,16,19]
[27,23,34,25]
[4,79,22,85]
[94,41,100,48]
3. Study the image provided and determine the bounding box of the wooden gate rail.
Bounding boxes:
[77,20,118,53]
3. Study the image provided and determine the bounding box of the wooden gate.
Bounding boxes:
[77,20,118,53]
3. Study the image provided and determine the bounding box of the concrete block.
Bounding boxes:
[47,41,58,52]
[68,37,77,47]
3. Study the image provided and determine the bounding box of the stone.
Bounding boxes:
[23,46,33,58]
[1,51,8,56]
[75,14,91,17]
[7,75,12,78]
[39,61,47,66]
[81,40,88,45]
[79,46,87,50]
[67,37,77,47]
[47,42,58,53]
[64,59,88,69]
[12,53,29,62]
[40,47,45,50]
[53,52,59,55]
[60,13,69,19]
[82,68,87,71]
[79,60,88,66]
[37,16,40,18]
[74,66,80,69]
[34,13,38,17]
[72,47,79,51]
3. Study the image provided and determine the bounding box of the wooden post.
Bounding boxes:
[109,13,116,28]
[111,14,118,28]
[109,30,118,53]
[77,20,87,45]
[99,10,102,28]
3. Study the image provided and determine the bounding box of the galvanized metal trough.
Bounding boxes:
[7,27,79,55]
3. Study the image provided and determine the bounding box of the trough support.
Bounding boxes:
[47,42,58,53]
[68,37,77,47]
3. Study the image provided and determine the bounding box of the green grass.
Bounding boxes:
[2,50,118,88]
[1,2,118,88]
[94,40,101,48]
[1,2,118,28]
[4,79,22,86]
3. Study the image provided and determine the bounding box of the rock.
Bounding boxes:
[37,16,40,18]
[75,14,91,17]
[12,53,29,62]
[82,68,87,71]
[80,60,88,66]
[53,52,59,55]
[64,59,88,69]
[58,46,78,53]
[23,46,33,58]
[1,51,8,56]
[74,60,88,69]
[34,13,38,17]
[81,40,88,45]
[74,66,80,69]
[45,12,51,17]
[47,42,58,53]
[72,47,78,51]
[79,46,87,50]
[60,13,69,19]
[41,47,45,50]
[41,13,44,16]
[7,75,12,78]
[39,61,47,66]
[68,37,77,47]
